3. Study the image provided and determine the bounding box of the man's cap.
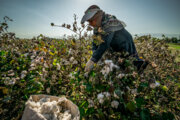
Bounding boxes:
[81,5,101,24]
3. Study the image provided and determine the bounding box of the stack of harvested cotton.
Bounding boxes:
[22,95,80,120]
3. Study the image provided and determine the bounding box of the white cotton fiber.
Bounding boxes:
[26,97,73,120]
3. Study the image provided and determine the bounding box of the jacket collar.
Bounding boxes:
[101,12,106,27]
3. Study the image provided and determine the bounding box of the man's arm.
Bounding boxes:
[91,32,114,63]
[92,41,98,53]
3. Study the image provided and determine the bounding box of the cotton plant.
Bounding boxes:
[100,59,120,77]
[88,99,94,108]
[69,57,78,64]
[72,60,78,65]
[103,92,111,100]
[1,17,179,119]
[68,48,73,55]
[117,73,126,79]
[111,100,119,109]
[7,70,15,77]
[97,92,111,104]
[29,56,45,71]
[44,62,49,68]
[69,57,74,62]
[61,58,70,65]
[108,80,114,86]
[150,81,160,89]
[3,77,16,85]
[21,70,28,79]
[56,63,61,70]
[97,93,105,104]
[104,60,120,71]
[68,72,76,79]
[113,90,123,99]
[38,67,48,82]
[131,88,138,95]
[32,56,43,64]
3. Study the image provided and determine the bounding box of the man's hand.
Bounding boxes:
[85,59,95,73]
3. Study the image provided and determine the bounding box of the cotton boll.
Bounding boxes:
[68,48,73,55]
[69,57,74,62]
[4,77,16,85]
[102,60,120,77]
[98,99,104,104]
[113,89,122,99]
[109,62,119,71]
[97,93,104,100]
[100,67,106,75]
[101,66,110,75]
[117,73,126,79]
[97,93,105,104]
[126,86,131,91]
[61,59,70,65]
[112,64,120,70]
[72,60,78,65]
[24,53,29,57]
[104,60,119,69]
[111,100,119,109]
[57,63,61,70]
[31,55,35,59]
[29,67,36,71]
[44,62,49,68]
[46,88,51,94]
[8,70,14,73]
[52,74,57,81]
[21,70,27,79]
[113,91,120,99]
[104,60,113,65]
[150,83,155,89]
[109,62,114,71]
[8,72,15,77]
[34,57,41,63]
[88,99,94,108]
[103,92,111,99]
[42,67,46,72]
[131,89,137,95]
[11,78,16,85]
[68,73,75,79]
[108,80,113,86]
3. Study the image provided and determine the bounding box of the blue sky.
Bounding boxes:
[0,0,180,38]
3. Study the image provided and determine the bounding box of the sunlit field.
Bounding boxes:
[0,16,179,120]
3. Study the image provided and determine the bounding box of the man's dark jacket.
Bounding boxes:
[91,12,139,63]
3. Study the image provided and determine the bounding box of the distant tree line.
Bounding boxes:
[162,34,180,44]
[134,34,180,44]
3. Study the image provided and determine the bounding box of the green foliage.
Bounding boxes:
[0,16,179,120]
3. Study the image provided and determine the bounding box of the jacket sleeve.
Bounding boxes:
[91,32,114,63]
[92,41,98,53]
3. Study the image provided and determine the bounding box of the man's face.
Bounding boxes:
[87,12,101,27]
[88,19,97,27]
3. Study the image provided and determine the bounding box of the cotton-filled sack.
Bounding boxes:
[21,94,80,120]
